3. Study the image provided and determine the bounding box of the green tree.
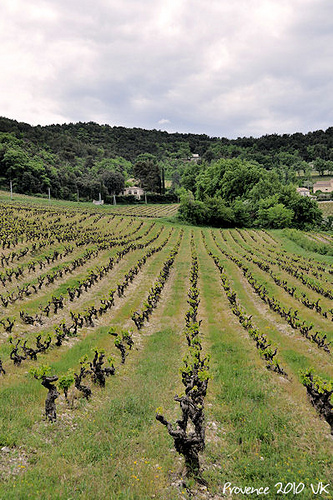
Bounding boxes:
[178,191,209,225]
[2,147,28,180]
[248,170,281,202]
[289,195,322,229]
[195,158,262,202]
[230,199,253,227]
[257,198,294,228]
[100,170,125,195]
[314,158,328,176]
[94,157,133,177]
[134,154,161,193]
[182,161,204,194]
[205,197,235,227]
[218,160,262,202]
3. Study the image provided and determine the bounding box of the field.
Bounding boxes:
[320,201,333,217]
[0,200,332,499]
[0,190,180,219]
[99,203,180,218]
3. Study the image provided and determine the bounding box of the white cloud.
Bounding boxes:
[158,118,171,125]
[0,0,332,137]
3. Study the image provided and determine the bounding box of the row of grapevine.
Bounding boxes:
[157,232,210,482]
[202,231,287,375]
[211,229,332,434]
[0,204,332,498]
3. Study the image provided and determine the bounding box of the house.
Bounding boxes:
[188,153,200,162]
[296,187,311,197]
[313,179,333,193]
[182,153,201,163]
[121,186,145,200]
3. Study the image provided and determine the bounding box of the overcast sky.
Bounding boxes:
[1,0,332,139]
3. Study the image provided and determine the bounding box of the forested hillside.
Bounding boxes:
[1,116,333,165]
[0,116,332,229]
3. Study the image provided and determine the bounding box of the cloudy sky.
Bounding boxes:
[1,0,332,138]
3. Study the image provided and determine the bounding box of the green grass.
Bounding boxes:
[273,229,333,265]
[0,204,332,499]
[0,328,184,499]
[197,229,332,499]
[0,190,179,218]
[0,227,192,499]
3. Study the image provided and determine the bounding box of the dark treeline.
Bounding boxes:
[1,116,333,165]
[0,116,332,228]
[0,117,214,200]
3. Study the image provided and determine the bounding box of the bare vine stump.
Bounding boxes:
[41,376,59,422]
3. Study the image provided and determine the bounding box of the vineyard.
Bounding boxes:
[0,191,180,219]
[0,202,332,499]
[102,203,180,218]
[320,201,333,217]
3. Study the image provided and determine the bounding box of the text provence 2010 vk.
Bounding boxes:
[223,482,330,496]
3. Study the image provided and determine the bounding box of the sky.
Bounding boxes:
[0,0,333,139]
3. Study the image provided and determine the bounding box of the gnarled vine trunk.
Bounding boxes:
[41,375,59,422]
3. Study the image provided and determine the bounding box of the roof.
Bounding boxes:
[313,179,333,187]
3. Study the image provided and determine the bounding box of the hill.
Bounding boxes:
[0,116,332,206]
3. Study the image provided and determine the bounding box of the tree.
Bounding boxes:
[2,147,28,180]
[248,170,281,202]
[257,200,293,228]
[94,157,133,177]
[289,196,322,229]
[204,197,235,227]
[230,199,252,227]
[314,158,328,176]
[170,170,181,191]
[134,154,161,193]
[100,170,125,195]
[182,161,204,194]
[178,191,209,225]
[195,158,262,202]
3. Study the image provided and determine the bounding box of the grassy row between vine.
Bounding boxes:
[0,205,331,499]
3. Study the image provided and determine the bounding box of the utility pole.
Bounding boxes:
[48,187,51,201]
[77,189,79,203]
[10,180,13,200]
[161,165,165,194]
[99,180,103,203]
